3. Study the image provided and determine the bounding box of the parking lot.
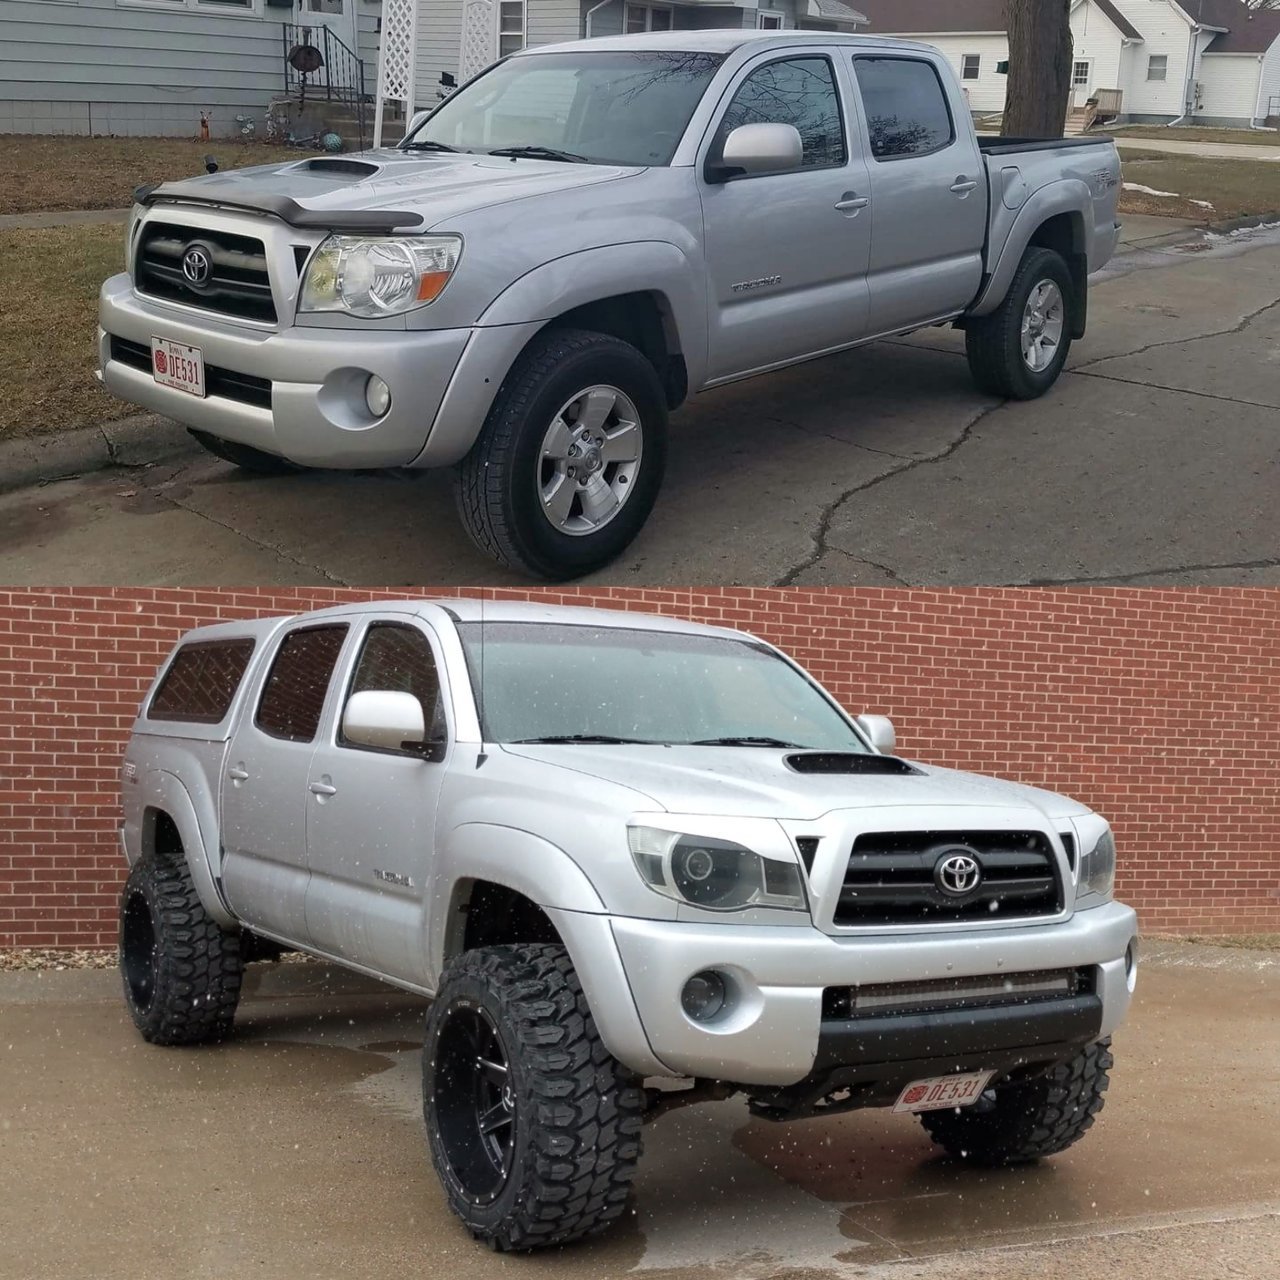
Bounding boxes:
[1,218,1278,588]
[2,939,1277,1280]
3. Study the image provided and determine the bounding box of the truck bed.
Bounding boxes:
[977,135,1115,156]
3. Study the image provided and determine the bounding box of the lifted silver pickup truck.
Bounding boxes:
[118,600,1137,1251]
[100,31,1121,580]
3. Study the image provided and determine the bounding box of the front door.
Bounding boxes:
[698,49,873,383]
[220,622,350,944]
[1072,59,1093,108]
[297,0,360,63]
[304,618,452,986]
[848,53,988,336]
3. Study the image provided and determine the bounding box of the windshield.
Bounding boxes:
[404,51,725,167]
[457,622,870,750]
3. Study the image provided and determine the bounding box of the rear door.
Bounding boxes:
[304,617,452,986]
[220,622,350,944]
[697,48,873,382]
[849,53,987,335]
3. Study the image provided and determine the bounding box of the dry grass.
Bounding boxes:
[1178,933,1280,952]
[1112,125,1280,148]
[0,948,118,971]
[0,135,303,215]
[0,225,134,438]
[1117,148,1280,221]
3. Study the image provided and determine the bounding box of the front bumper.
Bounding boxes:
[553,900,1137,1088]
[98,273,472,469]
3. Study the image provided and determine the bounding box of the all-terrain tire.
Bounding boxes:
[920,1038,1113,1166]
[118,854,243,1046]
[454,328,668,580]
[189,429,304,475]
[422,943,645,1251]
[965,247,1075,400]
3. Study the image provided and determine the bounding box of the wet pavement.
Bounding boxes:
[0,219,1278,588]
[2,940,1277,1280]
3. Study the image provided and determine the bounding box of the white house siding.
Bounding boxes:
[1070,0,1123,102]
[906,34,1007,114]
[1110,0,1192,119]
[526,0,581,49]
[0,0,289,137]
[413,0,463,108]
[1196,54,1264,125]
[1260,38,1280,122]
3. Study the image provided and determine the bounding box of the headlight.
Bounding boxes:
[1080,829,1116,899]
[298,235,461,318]
[628,826,807,912]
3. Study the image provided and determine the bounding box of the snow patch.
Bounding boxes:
[1123,182,1180,198]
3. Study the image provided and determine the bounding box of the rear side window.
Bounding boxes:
[853,56,955,160]
[255,625,349,742]
[148,639,255,725]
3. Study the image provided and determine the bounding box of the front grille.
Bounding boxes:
[136,221,276,323]
[822,967,1094,1020]
[110,337,272,410]
[835,830,1062,926]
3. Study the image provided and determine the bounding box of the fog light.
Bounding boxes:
[1125,938,1139,991]
[681,970,726,1023]
[364,375,391,417]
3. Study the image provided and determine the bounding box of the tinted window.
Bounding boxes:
[854,57,954,160]
[716,57,846,170]
[256,625,348,742]
[343,624,446,747]
[149,639,254,724]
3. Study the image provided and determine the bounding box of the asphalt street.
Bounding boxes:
[2,940,1277,1280]
[1,217,1277,587]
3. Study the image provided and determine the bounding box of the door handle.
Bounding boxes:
[835,194,870,214]
[950,177,979,196]
[309,781,338,797]
[227,766,249,782]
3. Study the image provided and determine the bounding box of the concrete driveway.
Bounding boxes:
[2,217,1278,587]
[2,939,1277,1280]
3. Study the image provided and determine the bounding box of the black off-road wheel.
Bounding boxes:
[920,1038,1113,1166]
[454,328,668,580]
[422,943,645,1251]
[189,429,304,475]
[965,247,1075,400]
[118,855,243,1046]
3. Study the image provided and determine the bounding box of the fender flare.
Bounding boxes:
[140,770,238,929]
[971,181,1091,321]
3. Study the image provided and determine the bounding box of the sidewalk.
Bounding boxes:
[0,207,130,231]
[1114,135,1280,162]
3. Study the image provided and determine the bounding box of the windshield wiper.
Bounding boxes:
[511,734,656,745]
[400,139,460,153]
[688,736,806,749]
[488,145,589,164]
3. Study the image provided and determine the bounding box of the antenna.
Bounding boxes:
[476,591,488,767]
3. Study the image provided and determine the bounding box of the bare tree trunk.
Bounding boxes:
[1001,0,1074,138]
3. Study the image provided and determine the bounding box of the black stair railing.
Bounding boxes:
[281,23,369,150]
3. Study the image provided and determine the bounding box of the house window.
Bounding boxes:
[1072,60,1090,88]
[498,0,525,57]
[625,3,672,33]
[119,0,256,12]
[1147,54,1168,82]
[961,54,981,81]
[758,11,783,28]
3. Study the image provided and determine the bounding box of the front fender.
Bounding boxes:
[971,181,1090,319]
[138,770,237,929]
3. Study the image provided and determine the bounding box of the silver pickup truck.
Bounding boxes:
[118,599,1137,1251]
[99,31,1121,580]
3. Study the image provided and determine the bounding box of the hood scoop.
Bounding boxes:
[294,158,380,179]
[785,753,923,776]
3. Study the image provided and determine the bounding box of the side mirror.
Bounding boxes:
[708,122,803,182]
[855,714,897,755]
[343,689,436,756]
[405,109,431,136]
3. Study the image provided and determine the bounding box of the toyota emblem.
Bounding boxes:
[934,850,982,897]
[181,245,212,289]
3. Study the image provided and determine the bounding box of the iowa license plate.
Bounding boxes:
[892,1070,995,1114]
[151,337,205,398]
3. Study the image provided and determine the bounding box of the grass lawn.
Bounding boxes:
[0,225,134,439]
[0,135,303,215]
[1111,124,1280,148]
[1117,148,1280,220]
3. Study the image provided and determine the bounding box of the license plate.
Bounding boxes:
[151,337,205,398]
[892,1070,995,1114]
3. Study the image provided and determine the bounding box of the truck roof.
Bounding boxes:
[526,31,937,57]
[169,599,758,647]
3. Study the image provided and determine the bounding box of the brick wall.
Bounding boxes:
[1,587,1276,948]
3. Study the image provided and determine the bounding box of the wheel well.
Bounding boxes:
[144,808,183,861]
[1029,213,1088,339]
[452,880,563,957]
[546,291,688,410]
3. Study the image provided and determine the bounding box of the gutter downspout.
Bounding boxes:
[584,0,613,39]
[1167,24,1202,126]
[1250,54,1275,130]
